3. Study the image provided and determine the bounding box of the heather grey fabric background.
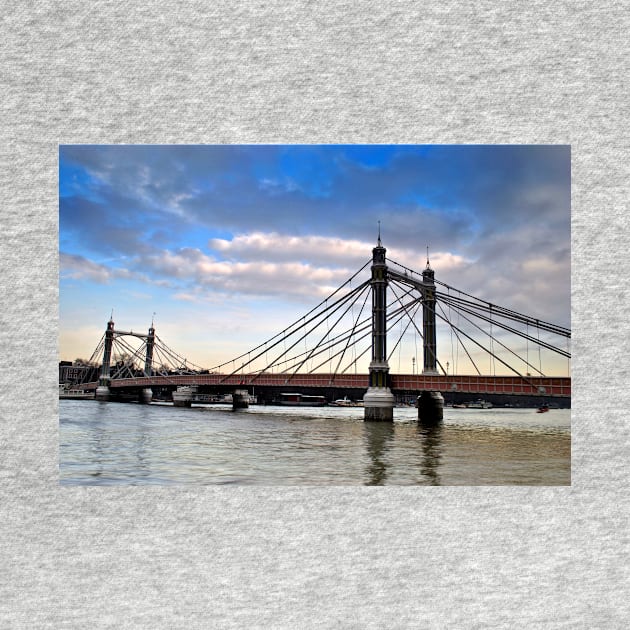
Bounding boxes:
[1,2,628,627]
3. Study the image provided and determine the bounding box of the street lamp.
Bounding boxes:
[446,361,449,376]
[412,357,415,375]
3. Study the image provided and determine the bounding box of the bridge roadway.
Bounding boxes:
[83,373,571,397]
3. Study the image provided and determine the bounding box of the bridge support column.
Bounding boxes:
[364,379,395,421]
[232,389,249,410]
[364,235,395,422]
[422,259,439,375]
[141,323,155,404]
[417,391,444,424]
[95,317,115,401]
[172,385,195,407]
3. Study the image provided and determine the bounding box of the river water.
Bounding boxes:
[59,400,570,486]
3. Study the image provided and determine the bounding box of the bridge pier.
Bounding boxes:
[364,235,395,422]
[141,323,155,404]
[95,316,115,401]
[232,389,249,410]
[417,391,444,424]
[172,385,195,407]
[364,385,395,421]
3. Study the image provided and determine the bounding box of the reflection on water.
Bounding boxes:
[363,421,395,485]
[60,401,571,486]
[417,423,443,486]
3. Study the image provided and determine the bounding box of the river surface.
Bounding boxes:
[59,400,571,486]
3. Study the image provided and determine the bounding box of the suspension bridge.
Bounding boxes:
[69,237,571,421]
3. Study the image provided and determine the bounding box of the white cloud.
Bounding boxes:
[60,253,114,284]
[209,231,470,273]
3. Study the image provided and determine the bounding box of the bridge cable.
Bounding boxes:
[432,297,482,376]
[436,298,545,377]
[330,282,372,383]
[387,281,424,362]
[437,294,570,359]
[223,278,370,380]
[284,281,372,381]
[434,284,570,337]
[278,282,370,379]
[306,292,423,375]
[222,281,369,380]
[206,258,372,374]
[237,279,371,384]
[427,299,546,390]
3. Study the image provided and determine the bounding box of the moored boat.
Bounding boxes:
[330,397,357,407]
[59,384,94,400]
[466,399,493,409]
[279,393,327,406]
[172,385,197,407]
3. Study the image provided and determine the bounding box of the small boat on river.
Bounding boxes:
[279,393,327,407]
[329,397,358,407]
[465,400,493,409]
[59,384,94,400]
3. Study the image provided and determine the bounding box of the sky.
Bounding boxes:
[59,144,571,376]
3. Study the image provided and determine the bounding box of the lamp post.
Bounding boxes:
[446,361,449,376]
[412,356,415,376]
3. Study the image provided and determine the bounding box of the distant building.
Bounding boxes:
[59,362,99,385]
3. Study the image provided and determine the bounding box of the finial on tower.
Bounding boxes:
[109,309,114,322]
[377,220,382,246]
[426,245,430,268]
[151,312,156,327]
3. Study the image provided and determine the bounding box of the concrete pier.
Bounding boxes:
[364,386,395,421]
[232,389,249,410]
[95,384,110,401]
[172,385,195,407]
[417,391,444,424]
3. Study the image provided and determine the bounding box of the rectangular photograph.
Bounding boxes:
[59,144,571,485]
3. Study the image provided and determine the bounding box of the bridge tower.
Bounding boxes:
[422,255,439,375]
[141,323,155,404]
[417,252,444,422]
[95,316,115,401]
[363,234,395,421]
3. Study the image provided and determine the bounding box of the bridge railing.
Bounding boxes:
[82,373,570,397]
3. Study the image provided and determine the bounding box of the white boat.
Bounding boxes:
[330,397,357,407]
[59,384,93,399]
[172,385,197,406]
[466,399,493,409]
[279,393,327,407]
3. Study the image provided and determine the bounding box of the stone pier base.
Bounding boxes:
[172,398,192,407]
[417,391,444,424]
[141,388,153,404]
[232,389,249,410]
[363,387,395,422]
[95,385,110,401]
[172,386,195,407]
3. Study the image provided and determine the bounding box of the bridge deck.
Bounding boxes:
[83,373,571,397]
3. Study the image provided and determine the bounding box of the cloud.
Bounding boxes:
[60,145,570,264]
[60,253,115,284]
[209,232,370,266]
[209,231,470,273]
[137,245,358,300]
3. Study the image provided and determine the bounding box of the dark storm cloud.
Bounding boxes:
[59,145,570,325]
[60,144,569,251]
